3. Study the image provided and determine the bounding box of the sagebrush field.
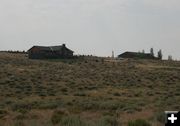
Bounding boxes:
[0,52,180,126]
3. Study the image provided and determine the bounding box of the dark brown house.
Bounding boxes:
[28,44,74,59]
[118,51,156,59]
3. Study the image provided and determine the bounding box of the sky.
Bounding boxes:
[0,0,180,59]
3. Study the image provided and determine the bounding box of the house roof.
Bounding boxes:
[28,45,74,52]
[118,51,155,59]
[119,51,151,55]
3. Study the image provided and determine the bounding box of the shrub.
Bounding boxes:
[14,120,25,126]
[60,116,86,126]
[155,112,165,123]
[74,92,86,96]
[98,116,118,126]
[15,114,28,120]
[37,101,58,109]
[128,119,151,126]
[51,109,68,124]
[11,102,31,111]
[17,108,29,114]
[0,109,7,118]
[61,88,68,92]
[113,92,121,96]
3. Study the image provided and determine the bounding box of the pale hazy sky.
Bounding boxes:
[0,0,180,59]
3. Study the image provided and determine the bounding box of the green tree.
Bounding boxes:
[157,49,163,60]
[150,48,154,56]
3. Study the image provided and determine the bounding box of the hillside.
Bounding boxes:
[0,52,180,126]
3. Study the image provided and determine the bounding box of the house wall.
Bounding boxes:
[28,47,43,59]
[28,46,73,59]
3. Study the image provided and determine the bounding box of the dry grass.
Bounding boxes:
[0,52,180,126]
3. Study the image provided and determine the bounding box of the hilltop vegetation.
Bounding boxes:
[0,52,180,126]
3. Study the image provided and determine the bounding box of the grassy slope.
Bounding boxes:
[0,52,180,126]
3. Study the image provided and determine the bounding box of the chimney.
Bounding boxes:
[62,44,66,47]
[112,51,114,59]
